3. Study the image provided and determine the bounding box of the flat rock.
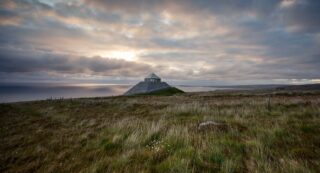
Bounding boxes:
[198,120,228,131]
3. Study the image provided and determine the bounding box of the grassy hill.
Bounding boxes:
[1,90,320,173]
[134,87,184,96]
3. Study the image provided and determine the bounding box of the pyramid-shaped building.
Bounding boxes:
[124,73,172,95]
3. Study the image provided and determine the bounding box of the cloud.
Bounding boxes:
[0,47,152,77]
[278,0,320,33]
[0,0,319,84]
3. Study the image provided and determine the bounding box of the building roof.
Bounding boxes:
[146,73,160,79]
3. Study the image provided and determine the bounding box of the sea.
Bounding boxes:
[0,83,234,103]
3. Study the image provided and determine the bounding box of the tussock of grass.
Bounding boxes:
[1,90,320,172]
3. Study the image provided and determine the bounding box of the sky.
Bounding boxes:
[0,0,319,85]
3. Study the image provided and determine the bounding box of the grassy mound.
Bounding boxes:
[136,87,184,96]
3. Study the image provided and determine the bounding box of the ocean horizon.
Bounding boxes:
[0,83,233,103]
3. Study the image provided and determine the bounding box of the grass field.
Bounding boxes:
[1,90,320,173]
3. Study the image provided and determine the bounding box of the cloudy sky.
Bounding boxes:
[0,0,319,85]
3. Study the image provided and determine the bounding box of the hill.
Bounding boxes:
[276,83,320,90]
[134,87,184,96]
[1,90,320,173]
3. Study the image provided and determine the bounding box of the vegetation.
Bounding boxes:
[135,87,184,96]
[1,90,320,173]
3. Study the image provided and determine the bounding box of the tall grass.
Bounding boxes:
[1,90,320,172]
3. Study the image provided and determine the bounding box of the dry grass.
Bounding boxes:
[1,90,320,173]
